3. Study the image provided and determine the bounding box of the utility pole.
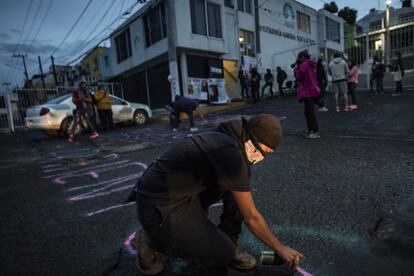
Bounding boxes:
[165,0,180,100]
[385,0,391,70]
[12,53,29,82]
[38,56,46,89]
[51,55,58,87]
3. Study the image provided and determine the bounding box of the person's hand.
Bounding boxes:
[277,245,304,268]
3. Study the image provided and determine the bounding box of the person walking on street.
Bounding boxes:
[329,53,350,112]
[67,81,99,142]
[347,60,359,110]
[294,50,321,139]
[316,57,328,112]
[94,85,114,129]
[169,95,207,132]
[276,67,287,97]
[237,66,249,99]
[261,69,274,97]
[369,57,377,94]
[250,67,261,103]
[390,52,404,97]
[374,58,385,95]
[128,114,304,275]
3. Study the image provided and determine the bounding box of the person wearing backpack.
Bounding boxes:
[276,67,287,97]
[261,69,274,97]
[250,67,261,103]
[237,66,249,99]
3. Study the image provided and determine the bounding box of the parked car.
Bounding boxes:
[25,93,152,137]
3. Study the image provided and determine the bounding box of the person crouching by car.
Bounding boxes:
[94,85,114,130]
[67,81,99,142]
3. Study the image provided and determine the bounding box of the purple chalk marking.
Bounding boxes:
[89,171,99,178]
[67,173,142,192]
[42,164,61,169]
[296,266,313,276]
[86,202,135,217]
[44,167,66,173]
[103,153,118,160]
[124,232,137,255]
[69,184,135,201]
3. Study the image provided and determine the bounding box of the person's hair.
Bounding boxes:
[298,50,310,60]
[395,52,401,59]
[266,68,271,72]
[79,81,87,86]
[97,85,104,90]
[334,52,341,58]
[349,60,357,68]
[276,66,281,71]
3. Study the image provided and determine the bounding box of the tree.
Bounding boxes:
[338,7,358,25]
[323,1,339,13]
[402,0,412,8]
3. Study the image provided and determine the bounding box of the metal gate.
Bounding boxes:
[0,82,124,132]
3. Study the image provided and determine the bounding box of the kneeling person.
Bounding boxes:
[131,114,303,274]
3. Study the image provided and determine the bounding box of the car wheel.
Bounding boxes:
[133,110,148,125]
[60,117,82,137]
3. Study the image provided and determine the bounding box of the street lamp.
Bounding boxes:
[385,0,391,68]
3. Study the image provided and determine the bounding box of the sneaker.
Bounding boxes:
[89,132,99,139]
[336,106,340,112]
[344,105,350,112]
[136,230,164,275]
[306,132,320,139]
[172,128,178,132]
[67,134,74,143]
[318,107,328,112]
[392,93,398,97]
[229,247,257,270]
[190,127,198,132]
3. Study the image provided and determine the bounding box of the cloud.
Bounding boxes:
[9,29,22,34]
[0,41,56,55]
[0,33,12,40]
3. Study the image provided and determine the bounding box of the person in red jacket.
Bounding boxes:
[293,50,321,139]
[67,81,99,142]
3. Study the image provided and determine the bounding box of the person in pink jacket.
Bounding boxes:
[293,50,321,139]
[348,60,359,110]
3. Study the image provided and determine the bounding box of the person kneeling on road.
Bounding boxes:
[127,114,304,275]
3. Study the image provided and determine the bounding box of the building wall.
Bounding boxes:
[81,47,106,79]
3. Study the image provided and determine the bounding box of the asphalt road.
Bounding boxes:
[0,89,413,276]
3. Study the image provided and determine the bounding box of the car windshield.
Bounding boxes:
[48,94,71,104]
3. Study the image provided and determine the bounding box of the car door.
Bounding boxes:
[111,96,133,123]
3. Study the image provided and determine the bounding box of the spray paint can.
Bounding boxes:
[260,251,285,266]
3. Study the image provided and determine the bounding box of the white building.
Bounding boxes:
[104,0,344,108]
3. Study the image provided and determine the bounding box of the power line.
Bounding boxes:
[51,0,94,56]
[26,0,54,55]
[21,0,45,53]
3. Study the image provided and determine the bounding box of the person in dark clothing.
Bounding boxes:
[276,67,287,97]
[389,52,405,96]
[169,95,207,132]
[237,66,249,98]
[261,69,274,97]
[250,67,261,103]
[374,58,385,95]
[316,57,328,112]
[129,114,304,275]
[369,57,378,93]
[67,81,99,142]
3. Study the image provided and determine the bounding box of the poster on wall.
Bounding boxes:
[208,78,230,104]
[187,78,209,100]
[242,55,257,72]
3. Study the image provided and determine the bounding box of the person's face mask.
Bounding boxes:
[245,140,265,165]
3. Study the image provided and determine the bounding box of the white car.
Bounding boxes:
[25,93,152,137]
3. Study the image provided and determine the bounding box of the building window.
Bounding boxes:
[369,20,382,31]
[237,0,252,14]
[144,3,167,47]
[297,11,311,33]
[190,0,222,38]
[399,12,414,24]
[207,3,222,38]
[115,28,132,63]
[325,17,340,43]
[239,29,255,57]
[190,0,207,35]
[225,0,233,8]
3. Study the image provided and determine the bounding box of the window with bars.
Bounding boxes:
[369,20,382,31]
[399,12,414,24]
[239,29,255,57]
[115,28,132,63]
[325,17,340,43]
[207,3,222,38]
[144,3,167,47]
[297,11,311,33]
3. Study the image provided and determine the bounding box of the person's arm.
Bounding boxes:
[194,108,208,124]
[94,91,103,102]
[232,191,303,268]
[293,64,306,82]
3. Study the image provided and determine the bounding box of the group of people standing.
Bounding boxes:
[67,81,114,143]
[237,66,288,102]
[370,52,405,97]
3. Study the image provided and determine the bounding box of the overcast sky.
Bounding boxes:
[0,0,402,90]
